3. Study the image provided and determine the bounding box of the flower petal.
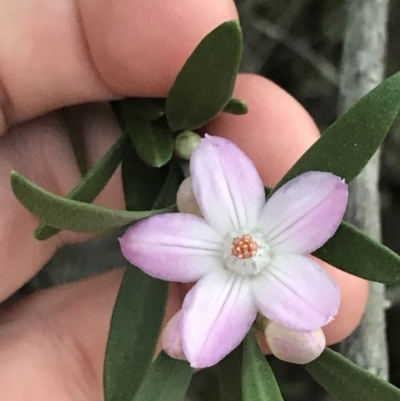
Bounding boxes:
[259,172,348,254]
[252,254,340,331]
[190,135,265,234]
[162,311,187,361]
[181,270,257,368]
[120,213,222,282]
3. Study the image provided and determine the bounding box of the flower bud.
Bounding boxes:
[174,131,202,160]
[161,311,186,361]
[176,177,202,216]
[264,321,326,364]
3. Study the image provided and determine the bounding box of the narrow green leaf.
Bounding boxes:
[185,369,221,401]
[124,97,166,121]
[34,135,129,240]
[122,102,174,167]
[132,352,192,401]
[104,142,176,401]
[272,71,400,193]
[117,99,171,211]
[62,107,88,176]
[122,144,169,211]
[104,267,168,401]
[11,171,175,233]
[305,348,400,400]
[223,98,248,115]
[218,344,243,401]
[166,20,243,131]
[152,162,182,209]
[242,329,283,401]
[314,221,400,284]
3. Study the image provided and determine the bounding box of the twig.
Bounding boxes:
[235,0,266,73]
[251,19,338,85]
[338,0,390,379]
[236,0,311,73]
[236,0,338,85]
[259,0,311,62]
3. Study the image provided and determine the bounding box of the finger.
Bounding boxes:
[0,0,237,132]
[0,103,124,301]
[0,269,190,400]
[206,74,369,344]
[0,269,125,400]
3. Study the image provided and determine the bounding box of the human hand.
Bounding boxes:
[0,0,368,398]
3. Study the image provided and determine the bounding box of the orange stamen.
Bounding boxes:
[231,234,258,259]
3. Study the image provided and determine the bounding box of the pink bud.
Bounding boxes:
[264,321,326,364]
[176,177,202,217]
[161,311,187,361]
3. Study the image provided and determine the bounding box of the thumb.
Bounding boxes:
[0,0,237,134]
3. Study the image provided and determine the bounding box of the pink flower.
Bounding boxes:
[120,135,348,368]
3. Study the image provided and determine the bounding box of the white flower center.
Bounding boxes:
[223,230,271,276]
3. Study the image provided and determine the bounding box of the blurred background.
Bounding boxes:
[16,0,400,399]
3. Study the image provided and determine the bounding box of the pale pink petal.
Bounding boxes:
[162,311,187,361]
[120,213,222,282]
[252,254,339,331]
[264,321,326,364]
[259,172,348,254]
[190,135,265,234]
[181,270,257,368]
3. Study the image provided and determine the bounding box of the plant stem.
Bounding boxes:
[339,0,390,379]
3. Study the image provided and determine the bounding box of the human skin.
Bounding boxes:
[0,0,368,399]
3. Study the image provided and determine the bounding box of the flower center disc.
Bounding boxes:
[231,234,258,259]
[223,231,271,276]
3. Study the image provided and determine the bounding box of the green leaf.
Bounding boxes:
[186,369,221,401]
[63,107,88,176]
[166,20,243,131]
[304,348,400,400]
[122,102,174,167]
[122,144,169,211]
[132,352,192,401]
[104,142,177,401]
[152,162,183,209]
[104,267,168,401]
[218,344,243,401]
[124,97,166,121]
[314,221,400,284]
[223,98,248,115]
[242,328,283,401]
[34,135,129,240]
[272,71,400,193]
[121,146,182,212]
[11,171,175,233]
